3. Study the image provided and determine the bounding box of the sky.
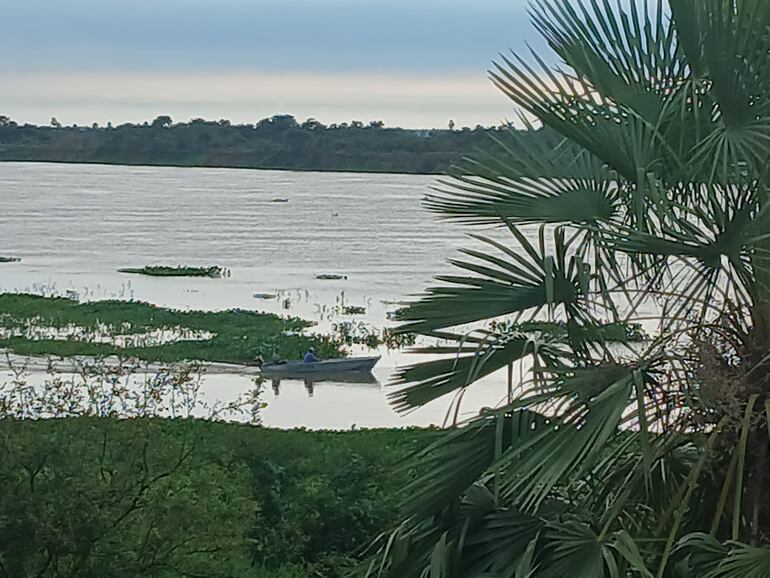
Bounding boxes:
[2,0,546,128]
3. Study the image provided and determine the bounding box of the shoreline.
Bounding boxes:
[1,350,264,375]
[0,158,440,177]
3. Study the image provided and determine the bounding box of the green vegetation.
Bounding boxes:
[495,320,648,343]
[253,292,277,300]
[343,306,367,315]
[0,293,343,363]
[335,322,416,350]
[0,256,20,263]
[0,115,569,175]
[0,418,431,577]
[118,265,229,278]
[372,0,770,576]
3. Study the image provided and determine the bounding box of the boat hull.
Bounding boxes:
[260,355,380,377]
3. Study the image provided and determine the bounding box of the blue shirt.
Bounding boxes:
[304,351,319,363]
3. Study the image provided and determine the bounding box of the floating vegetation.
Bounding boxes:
[343,306,367,315]
[0,323,214,347]
[0,257,21,263]
[118,265,230,278]
[491,320,649,343]
[316,274,348,280]
[0,293,344,364]
[333,320,416,350]
[315,301,372,320]
[253,293,278,300]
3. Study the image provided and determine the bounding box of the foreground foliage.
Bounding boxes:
[0,293,343,363]
[0,418,428,577]
[373,0,770,576]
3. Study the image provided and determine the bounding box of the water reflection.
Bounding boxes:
[268,371,379,397]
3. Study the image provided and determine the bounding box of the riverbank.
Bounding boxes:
[0,417,434,577]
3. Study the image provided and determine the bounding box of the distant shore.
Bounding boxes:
[0,116,552,176]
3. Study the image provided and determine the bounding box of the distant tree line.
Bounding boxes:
[0,114,562,175]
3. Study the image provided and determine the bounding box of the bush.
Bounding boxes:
[0,419,254,577]
[0,419,429,577]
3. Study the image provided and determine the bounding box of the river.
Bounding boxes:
[0,162,517,428]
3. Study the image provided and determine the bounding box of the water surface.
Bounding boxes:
[0,162,514,428]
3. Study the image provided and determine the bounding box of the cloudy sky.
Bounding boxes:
[3,0,547,128]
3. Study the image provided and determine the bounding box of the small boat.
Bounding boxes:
[260,355,380,377]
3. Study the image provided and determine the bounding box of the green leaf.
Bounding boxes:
[499,367,635,510]
[389,334,538,412]
[396,230,585,335]
[538,520,611,578]
[396,408,552,519]
[705,542,770,578]
[611,530,654,578]
[461,510,544,576]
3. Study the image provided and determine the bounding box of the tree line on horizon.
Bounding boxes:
[0,113,559,175]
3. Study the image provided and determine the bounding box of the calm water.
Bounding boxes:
[0,162,514,428]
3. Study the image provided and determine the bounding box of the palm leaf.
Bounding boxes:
[388,334,540,412]
[396,229,586,335]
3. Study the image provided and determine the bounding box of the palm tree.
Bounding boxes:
[367,1,770,576]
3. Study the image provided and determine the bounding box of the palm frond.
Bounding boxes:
[425,127,619,227]
[676,534,770,578]
[396,228,587,335]
[375,0,770,575]
[388,333,540,413]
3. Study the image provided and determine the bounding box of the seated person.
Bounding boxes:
[303,347,320,363]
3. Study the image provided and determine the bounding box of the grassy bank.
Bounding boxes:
[118,265,229,278]
[0,293,344,363]
[0,418,432,577]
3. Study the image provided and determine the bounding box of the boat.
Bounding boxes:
[260,355,380,377]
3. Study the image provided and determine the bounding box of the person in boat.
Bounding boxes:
[253,352,265,368]
[303,347,320,363]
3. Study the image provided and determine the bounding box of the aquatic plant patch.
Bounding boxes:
[487,319,649,343]
[118,265,230,278]
[0,293,344,363]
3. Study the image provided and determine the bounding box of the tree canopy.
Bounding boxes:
[0,115,558,175]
